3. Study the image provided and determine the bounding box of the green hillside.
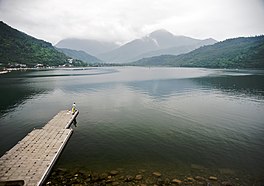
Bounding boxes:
[132,36,264,68]
[0,21,86,68]
[56,47,102,63]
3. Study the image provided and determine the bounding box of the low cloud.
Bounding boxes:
[0,0,263,44]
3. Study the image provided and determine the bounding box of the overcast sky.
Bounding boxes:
[0,0,264,45]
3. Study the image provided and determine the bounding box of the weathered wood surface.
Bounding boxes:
[0,110,79,186]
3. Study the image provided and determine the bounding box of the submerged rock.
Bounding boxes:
[152,172,162,177]
[110,170,119,176]
[187,177,195,182]
[118,176,125,180]
[172,178,182,184]
[45,167,248,186]
[209,176,218,181]
[135,174,143,180]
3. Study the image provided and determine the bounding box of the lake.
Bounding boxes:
[0,67,264,184]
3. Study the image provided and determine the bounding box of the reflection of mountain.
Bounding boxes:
[0,72,52,115]
[0,68,119,115]
[194,75,264,99]
[126,79,199,99]
[125,74,264,100]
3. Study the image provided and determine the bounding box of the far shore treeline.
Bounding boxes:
[0,21,263,70]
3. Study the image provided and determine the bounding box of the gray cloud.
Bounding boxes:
[0,0,263,45]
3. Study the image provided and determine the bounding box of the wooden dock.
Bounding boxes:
[0,110,79,186]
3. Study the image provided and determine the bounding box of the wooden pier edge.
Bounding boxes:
[0,110,79,186]
[38,110,79,186]
[37,129,73,186]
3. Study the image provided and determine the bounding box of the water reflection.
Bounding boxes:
[126,79,198,100]
[0,75,51,115]
[194,74,264,100]
[125,74,264,101]
[1,67,264,182]
[14,68,117,78]
[72,118,78,127]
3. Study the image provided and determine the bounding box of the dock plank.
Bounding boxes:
[0,110,79,186]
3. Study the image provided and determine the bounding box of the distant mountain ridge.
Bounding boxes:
[56,29,217,63]
[56,47,102,63]
[97,29,217,63]
[0,21,86,67]
[133,37,216,61]
[132,35,264,69]
[55,38,119,56]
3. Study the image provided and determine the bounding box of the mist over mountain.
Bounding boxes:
[133,37,217,61]
[55,38,119,56]
[97,29,217,63]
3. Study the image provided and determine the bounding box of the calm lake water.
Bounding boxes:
[0,67,264,183]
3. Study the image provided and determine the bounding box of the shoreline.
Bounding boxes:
[45,167,263,186]
[0,66,100,75]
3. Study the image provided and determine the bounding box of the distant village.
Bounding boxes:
[0,58,76,74]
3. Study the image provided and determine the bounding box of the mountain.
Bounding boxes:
[55,38,119,56]
[98,29,217,63]
[132,35,264,69]
[0,21,86,67]
[56,47,102,63]
[134,38,217,61]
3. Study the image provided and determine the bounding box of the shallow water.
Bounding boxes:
[0,67,264,182]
